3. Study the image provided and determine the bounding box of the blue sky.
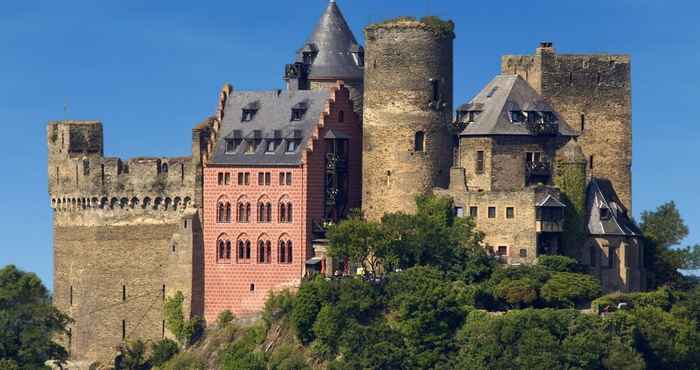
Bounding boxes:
[0,0,698,286]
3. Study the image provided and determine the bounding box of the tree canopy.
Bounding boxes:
[0,265,71,369]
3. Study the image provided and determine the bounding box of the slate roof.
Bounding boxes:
[293,0,363,80]
[458,75,578,137]
[536,194,567,208]
[586,178,641,236]
[210,90,331,166]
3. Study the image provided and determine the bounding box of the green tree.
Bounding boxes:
[0,265,71,369]
[640,201,691,287]
[327,217,388,276]
[163,291,203,346]
[537,255,584,273]
[291,277,328,344]
[540,272,602,307]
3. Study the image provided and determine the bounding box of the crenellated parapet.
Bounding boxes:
[48,121,196,211]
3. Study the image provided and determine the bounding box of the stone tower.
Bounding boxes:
[284,0,364,112]
[362,18,454,220]
[502,43,633,211]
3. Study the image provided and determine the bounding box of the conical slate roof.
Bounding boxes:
[458,75,578,137]
[295,0,363,80]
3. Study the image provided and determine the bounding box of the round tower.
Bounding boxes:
[362,17,455,220]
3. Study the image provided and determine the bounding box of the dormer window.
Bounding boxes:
[225,139,240,153]
[291,102,308,121]
[351,44,365,67]
[510,111,526,123]
[266,140,277,153]
[301,43,318,65]
[542,111,557,123]
[225,130,243,154]
[458,110,481,124]
[600,206,612,221]
[241,101,259,122]
[286,140,299,153]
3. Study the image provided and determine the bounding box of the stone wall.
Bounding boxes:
[48,120,203,365]
[436,183,554,264]
[52,210,197,364]
[502,44,633,210]
[362,19,454,220]
[585,236,646,292]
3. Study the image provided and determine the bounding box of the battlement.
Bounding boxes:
[48,121,196,210]
[501,43,631,94]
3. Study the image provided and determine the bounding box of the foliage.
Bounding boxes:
[149,339,179,367]
[291,277,328,345]
[326,217,387,276]
[640,201,691,287]
[0,265,71,369]
[159,352,207,370]
[263,289,295,330]
[454,309,644,370]
[163,291,204,346]
[493,278,540,308]
[327,195,489,281]
[537,255,584,273]
[217,310,235,328]
[593,287,679,313]
[267,344,310,370]
[554,163,587,254]
[220,324,267,370]
[540,272,602,307]
[384,267,467,368]
[612,306,700,369]
[116,340,147,370]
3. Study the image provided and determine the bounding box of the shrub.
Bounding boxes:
[160,352,207,370]
[291,277,328,344]
[540,272,602,307]
[593,287,678,313]
[217,310,235,328]
[149,339,179,367]
[493,278,539,308]
[263,290,295,329]
[268,344,310,370]
[537,255,583,273]
[164,291,205,346]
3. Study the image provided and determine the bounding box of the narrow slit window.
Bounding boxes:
[414,131,425,152]
[580,114,586,131]
[476,151,485,174]
[122,320,126,340]
[589,155,594,170]
[122,285,126,301]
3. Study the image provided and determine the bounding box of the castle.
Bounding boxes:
[47,1,645,364]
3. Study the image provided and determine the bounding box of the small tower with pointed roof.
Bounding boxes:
[284,0,364,112]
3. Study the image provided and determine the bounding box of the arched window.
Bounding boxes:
[280,203,287,223]
[287,203,293,223]
[245,203,251,223]
[225,241,232,259]
[217,203,224,223]
[225,202,232,223]
[162,163,169,173]
[238,241,245,260]
[414,131,425,152]
[279,240,286,263]
[237,203,244,222]
[265,241,272,264]
[286,240,293,264]
[218,241,225,260]
[245,240,251,260]
[258,241,265,263]
[266,203,272,222]
[258,203,265,222]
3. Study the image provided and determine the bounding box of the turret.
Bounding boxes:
[284,0,364,112]
[361,17,455,220]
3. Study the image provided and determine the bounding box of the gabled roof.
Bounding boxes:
[210,90,331,166]
[458,75,578,137]
[586,178,641,236]
[536,194,567,208]
[294,0,363,80]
